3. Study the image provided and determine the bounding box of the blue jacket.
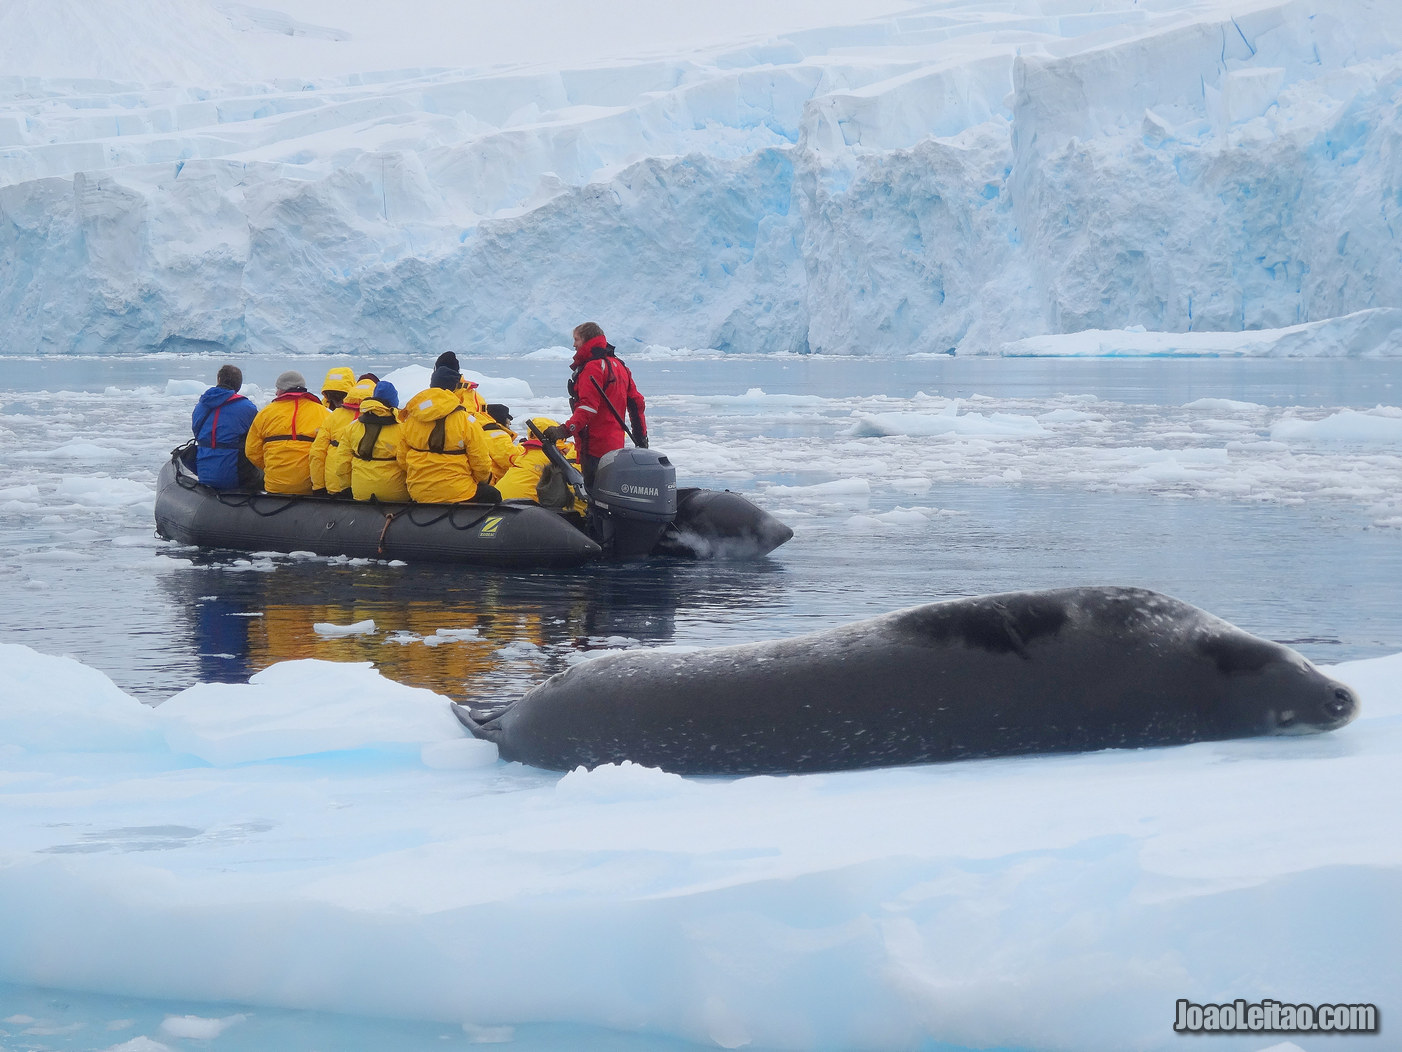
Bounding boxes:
[192,386,258,489]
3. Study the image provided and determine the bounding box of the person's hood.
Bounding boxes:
[570,334,611,369]
[321,366,356,395]
[404,387,466,422]
[521,415,560,448]
[357,398,398,420]
[197,386,244,412]
[273,389,322,404]
[344,378,377,409]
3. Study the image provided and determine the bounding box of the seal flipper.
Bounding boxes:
[451,701,504,743]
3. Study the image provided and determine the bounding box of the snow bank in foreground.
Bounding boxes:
[0,644,1398,1050]
[2,0,1401,357]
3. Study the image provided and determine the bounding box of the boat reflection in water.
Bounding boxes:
[161,554,791,702]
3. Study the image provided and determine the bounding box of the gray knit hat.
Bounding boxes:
[275,370,307,394]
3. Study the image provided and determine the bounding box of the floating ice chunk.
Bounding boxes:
[888,477,933,493]
[632,344,711,360]
[848,410,1046,438]
[1116,448,1231,486]
[697,388,830,408]
[1183,398,1265,412]
[846,507,935,530]
[0,644,163,753]
[157,659,460,764]
[1003,311,1402,359]
[51,476,151,508]
[1270,410,1402,446]
[421,738,499,770]
[1038,408,1100,423]
[465,371,533,403]
[163,380,206,397]
[313,619,377,637]
[766,478,871,497]
[423,628,482,647]
[159,1014,245,1040]
[15,440,124,462]
[382,365,532,405]
[102,1038,174,1052]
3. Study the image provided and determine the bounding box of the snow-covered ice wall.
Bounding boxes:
[1,0,1401,357]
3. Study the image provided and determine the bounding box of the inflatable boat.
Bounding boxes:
[154,443,793,567]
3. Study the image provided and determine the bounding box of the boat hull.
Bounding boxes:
[154,450,792,566]
[155,457,602,567]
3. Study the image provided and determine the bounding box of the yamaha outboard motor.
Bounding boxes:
[588,448,678,558]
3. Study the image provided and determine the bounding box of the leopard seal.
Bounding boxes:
[453,586,1358,775]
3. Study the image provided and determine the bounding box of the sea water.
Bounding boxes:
[1,355,1399,702]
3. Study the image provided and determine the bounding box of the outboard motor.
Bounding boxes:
[588,448,678,558]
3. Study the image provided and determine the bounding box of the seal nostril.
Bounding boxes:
[1326,687,1353,717]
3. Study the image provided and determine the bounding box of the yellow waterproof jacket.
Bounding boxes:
[482,420,518,481]
[459,381,488,415]
[397,388,494,503]
[245,392,330,495]
[313,379,375,492]
[497,425,587,513]
[320,367,356,406]
[310,404,352,490]
[346,399,410,502]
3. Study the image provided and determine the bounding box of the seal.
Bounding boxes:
[454,587,1359,775]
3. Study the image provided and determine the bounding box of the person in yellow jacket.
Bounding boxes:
[432,352,488,414]
[244,371,330,495]
[496,416,587,514]
[311,375,376,493]
[481,403,518,481]
[320,377,378,497]
[321,366,356,410]
[398,361,501,504]
[347,381,410,502]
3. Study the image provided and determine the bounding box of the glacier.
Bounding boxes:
[2,0,1401,359]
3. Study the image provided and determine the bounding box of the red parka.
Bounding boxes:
[561,335,646,459]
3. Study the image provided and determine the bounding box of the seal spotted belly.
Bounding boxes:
[454,587,1359,775]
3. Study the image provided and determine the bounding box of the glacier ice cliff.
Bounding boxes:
[1,0,1401,357]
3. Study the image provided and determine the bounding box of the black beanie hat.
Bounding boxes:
[434,352,459,371]
[430,364,461,390]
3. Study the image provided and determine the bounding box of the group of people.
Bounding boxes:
[190,323,648,509]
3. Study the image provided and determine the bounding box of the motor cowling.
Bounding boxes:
[588,448,678,558]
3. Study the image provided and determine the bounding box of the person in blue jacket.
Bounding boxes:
[191,364,260,490]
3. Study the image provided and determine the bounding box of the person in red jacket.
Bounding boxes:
[542,322,647,487]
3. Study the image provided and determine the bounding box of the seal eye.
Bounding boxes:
[1325,687,1354,718]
